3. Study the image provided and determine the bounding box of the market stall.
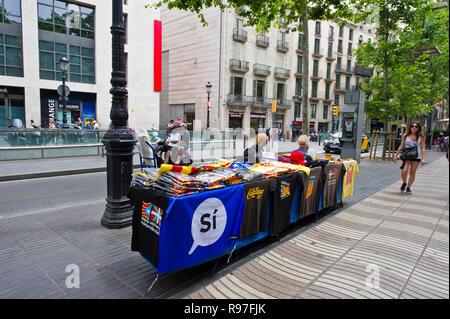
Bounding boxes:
[128,158,358,275]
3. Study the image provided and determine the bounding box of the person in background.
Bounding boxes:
[49,119,56,129]
[244,133,269,163]
[393,121,426,194]
[30,120,39,128]
[55,120,62,129]
[174,115,183,126]
[93,120,99,130]
[75,117,83,129]
[295,135,314,162]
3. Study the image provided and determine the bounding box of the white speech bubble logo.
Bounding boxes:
[188,197,227,255]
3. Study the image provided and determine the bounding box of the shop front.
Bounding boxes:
[40,89,96,128]
[318,122,329,133]
[0,86,25,128]
[250,113,266,133]
[291,121,302,141]
[228,111,243,129]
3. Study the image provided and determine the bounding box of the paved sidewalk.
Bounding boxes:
[187,157,449,299]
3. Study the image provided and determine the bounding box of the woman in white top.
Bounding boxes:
[394,121,426,194]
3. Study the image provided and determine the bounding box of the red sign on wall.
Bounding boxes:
[154,20,162,92]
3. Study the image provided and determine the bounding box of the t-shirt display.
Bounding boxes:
[342,160,359,201]
[270,172,302,236]
[239,178,277,238]
[322,162,346,209]
[129,187,170,268]
[298,167,324,218]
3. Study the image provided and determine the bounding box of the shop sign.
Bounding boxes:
[58,100,80,110]
[48,98,55,121]
[229,112,243,118]
[251,113,266,119]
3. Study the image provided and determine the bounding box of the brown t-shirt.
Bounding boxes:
[322,162,345,209]
[299,167,323,218]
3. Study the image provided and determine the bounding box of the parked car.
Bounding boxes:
[323,132,370,154]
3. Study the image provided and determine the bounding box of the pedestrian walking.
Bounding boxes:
[393,121,426,194]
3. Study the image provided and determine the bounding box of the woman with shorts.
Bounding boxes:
[393,121,426,194]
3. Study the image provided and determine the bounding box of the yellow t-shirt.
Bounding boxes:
[342,160,359,201]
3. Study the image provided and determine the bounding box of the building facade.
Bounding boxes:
[161,7,375,138]
[0,0,160,129]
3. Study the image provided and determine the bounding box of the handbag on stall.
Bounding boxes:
[400,145,418,160]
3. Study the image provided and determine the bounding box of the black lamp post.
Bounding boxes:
[206,82,212,129]
[101,0,136,229]
[59,56,70,129]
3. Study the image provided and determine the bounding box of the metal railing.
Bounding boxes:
[274,67,290,79]
[233,28,247,42]
[253,63,271,76]
[230,59,249,72]
[256,35,269,47]
[277,40,289,52]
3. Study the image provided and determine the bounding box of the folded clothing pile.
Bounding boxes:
[131,168,159,189]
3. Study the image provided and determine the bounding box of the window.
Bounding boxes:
[345,76,351,90]
[310,104,317,119]
[39,40,95,83]
[314,38,320,55]
[349,29,353,41]
[277,83,286,100]
[346,59,352,72]
[329,26,334,40]
[230,76,244,96]
[338,39,343,53]
[311,81,318,98]
[337,57,342,70]
[315,21,321,35]
[313,60,319,77]
[294,102,301,118]
[279,31,286,43]
[323,105,329,119]
[38,0,95,39]
[298,34,304,50]
[1,0,21,23]
[348,42,352,56]
[327,42,333,58]
[0,34,23,77]
[236,18,244,29]
[297,55,302,73]
[295,78,302,96]
[325,83,330,100]
[326,63,331,79]
[336,74,341,89]
[339,26,343,38]
[253,80,266,99]
[334,93,340,105]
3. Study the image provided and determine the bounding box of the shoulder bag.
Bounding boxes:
[400,145,418,160]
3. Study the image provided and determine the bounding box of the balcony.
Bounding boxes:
[333,87,346,94]
[233,28,247,42]
[256,35,269,48]
[277,40,289,53]
[251,96,272,107]
[354,65,373,77]
[276,99,292,109]
[312,50,324,59]
[324,77,335,83]
[230,59,249,73]
[227,94,251,106]
[253,63,271,77]
[325,54,336,62]
[335,67,353,75]
[274,67,290,80]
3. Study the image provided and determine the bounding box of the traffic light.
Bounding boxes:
[332,105,339,117]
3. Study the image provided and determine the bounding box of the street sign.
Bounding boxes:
[57,85,70,97]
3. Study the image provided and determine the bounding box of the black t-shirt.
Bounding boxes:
[270,173,302,236]
[322,162,346,209]
[299,167,324,218]
[128,187,169,268]
[240,178,277,238]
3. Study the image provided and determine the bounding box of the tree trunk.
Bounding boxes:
[381,8,390,160]
[301,12,310,135]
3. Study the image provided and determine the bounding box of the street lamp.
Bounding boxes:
[101,0,136,229]
[59,56,70,129]
[206,82,212,129]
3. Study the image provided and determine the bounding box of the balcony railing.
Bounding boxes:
[354,65,373,77]
[277,40,289,52]
[253,63,271,76]
[233,28,247,42]
[230,59,249,73]
[227,94,251,105]
[312,50,323,58]
[276,99,292,109]
[256,35,269,48]
[251,96,272,107]
[274,67,290,79]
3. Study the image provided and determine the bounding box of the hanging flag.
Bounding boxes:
[272,99,277,112]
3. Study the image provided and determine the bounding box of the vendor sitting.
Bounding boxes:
[244,133,269,163]
[295,135,314,162]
